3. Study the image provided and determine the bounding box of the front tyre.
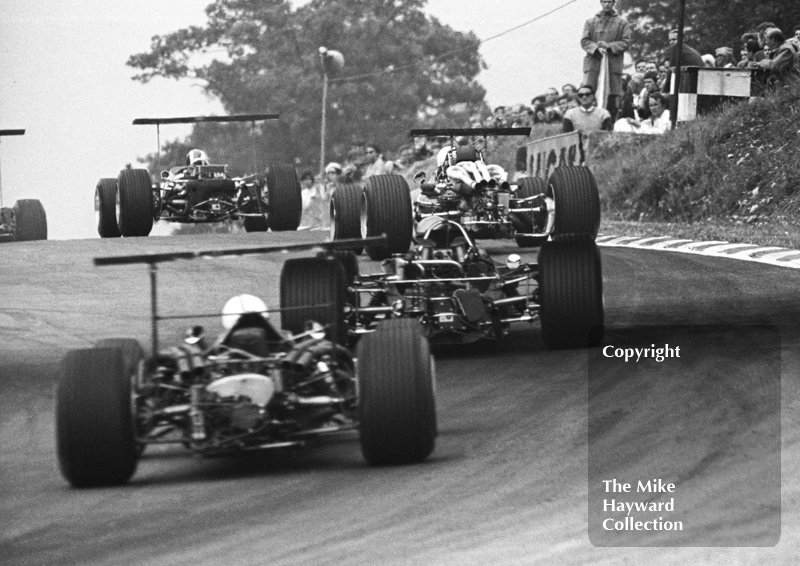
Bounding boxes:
[330,183,364,255]
[96,178,121,238]
[266,164,302,231]
[537,234,604,350]
[548,166,600,239]
[56,346,141,487]
[280,256,347,345]
[358,318,436,465]
[117,169,153,237]
[363,175,413,260]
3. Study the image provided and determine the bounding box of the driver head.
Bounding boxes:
[186,148,210,166]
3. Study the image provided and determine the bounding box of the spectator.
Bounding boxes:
[324,162,343,194]
[756,22,778,57]
[299,170,316,209]
[396,145,415,168]
[562,83,578,97]
[637,70,660,120]
[625,92,672,135]
[562,84,613,132]
[753,27,800,88]
[617,72,644,120]
[738,32,766,67]
[580,0,631,121]
[532,105,549,124]
[645,61,659,74]
[362,144,396,178]
[701,54,715,67]
[715,47,736,68]
[792,25,800,48]
[634,59,648,74]
[491,106,508,127]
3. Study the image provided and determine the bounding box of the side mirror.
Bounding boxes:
[414,171,426,183]
[160,170,170,179]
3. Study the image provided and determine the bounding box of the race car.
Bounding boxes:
[0,129,47,242]
[95,115,303,238]
[55,237,436,487]
[341,219,604,349]
[329,129,601,257]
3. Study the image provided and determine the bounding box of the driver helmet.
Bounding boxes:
[436,146,454,168]
[186,148,210,166]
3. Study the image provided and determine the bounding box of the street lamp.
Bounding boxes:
[319,46,345,177]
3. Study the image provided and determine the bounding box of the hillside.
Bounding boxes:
[590,85,800,248]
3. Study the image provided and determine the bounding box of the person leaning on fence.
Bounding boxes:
[752,27,800,88]
[580,0,632,121]
[562,84,613,133]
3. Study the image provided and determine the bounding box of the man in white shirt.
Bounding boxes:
[562,84,613,132]
[628,92,671,134]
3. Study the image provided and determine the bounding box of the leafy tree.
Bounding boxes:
[618,0,800,61]
[128,0,488,174]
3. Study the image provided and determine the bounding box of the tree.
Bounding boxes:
[618,0,800,62]
[128,0,488,174]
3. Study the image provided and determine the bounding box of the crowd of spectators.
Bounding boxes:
[300,6,800,217]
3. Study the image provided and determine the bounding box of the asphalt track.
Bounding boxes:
[1,231,798,565]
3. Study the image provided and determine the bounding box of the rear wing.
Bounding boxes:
[94,236,385,355]
[0,129,25,136]
[409,127,531,138]
[133,114,280,174]
[133,114,279,126]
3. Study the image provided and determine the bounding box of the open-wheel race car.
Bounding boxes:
[95,114,302,238]
[340,218,604,349]
[0,129,47,242]
[55,237,436,487]
[329,129,601,257]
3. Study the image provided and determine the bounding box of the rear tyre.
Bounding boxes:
[96,178,121,238]
[13,199,47,241]
[117,169,153,237]
[537,234,604,350]
[512,176,547,248]
[363,175,412,260]
[358,318,436,465]
[56,347,140,487]
[280,256,347,344]
[94,338,147,456]
[266,164,302,231]
[548,166,600,239]
[330,183,364,254]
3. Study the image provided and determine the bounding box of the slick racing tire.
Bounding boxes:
[512,176,547,248]
[330,183,365,255]
[548,166,600,240]
[280,256,347,345]
[363,175,413,260]
[266,164,302,231]
[537,234,604,350]
[95,338,148,456]
[56,346,142,487]
[243,184,269,232]
[13,199,48,241]
[96,178,121,238]
[117,168,153,237]
[358,318,436,465]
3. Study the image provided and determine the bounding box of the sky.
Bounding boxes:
[0,0,603,240]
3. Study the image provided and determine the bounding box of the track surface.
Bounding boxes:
[1,231,798,565]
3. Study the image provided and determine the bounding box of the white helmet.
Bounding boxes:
[186,148,210,166]
[436,146,453,168]
[221,294,269,330]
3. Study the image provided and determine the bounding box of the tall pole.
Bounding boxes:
[320,70,329,178]
[671,0,687,130]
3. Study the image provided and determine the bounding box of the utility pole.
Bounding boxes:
[671,0,687,130]
[318,47,344,178]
